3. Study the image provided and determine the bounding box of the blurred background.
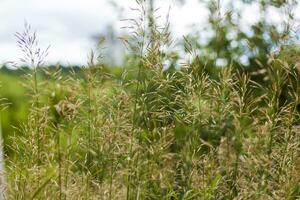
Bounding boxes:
[1,0,299,65]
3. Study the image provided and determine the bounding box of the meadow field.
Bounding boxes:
[1,0,300,199]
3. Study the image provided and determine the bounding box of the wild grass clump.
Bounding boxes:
[2,1,300,199]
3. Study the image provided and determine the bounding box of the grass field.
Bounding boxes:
[1,1,300,199]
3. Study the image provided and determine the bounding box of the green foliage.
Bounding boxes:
[0,67,29,148]
[181,0,298,84]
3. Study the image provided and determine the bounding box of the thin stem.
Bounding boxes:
[126,6,146,199]
[33,64,41,200]
[57,127,62,200]
[127,61,143,200]
[86,73,93,200]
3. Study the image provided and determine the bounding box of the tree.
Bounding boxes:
[180,0,299,82]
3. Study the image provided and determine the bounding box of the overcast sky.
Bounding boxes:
[0,0,297,65]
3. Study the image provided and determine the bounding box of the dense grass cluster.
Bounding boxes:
[2,1,300,199]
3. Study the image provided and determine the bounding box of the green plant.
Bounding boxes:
[2,1,300,199]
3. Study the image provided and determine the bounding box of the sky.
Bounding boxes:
[0,0,296,66]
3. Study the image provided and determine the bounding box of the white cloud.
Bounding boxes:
[0,0,116,65]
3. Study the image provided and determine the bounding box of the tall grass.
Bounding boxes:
[2,1,300,199]
[0,91,8,199]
